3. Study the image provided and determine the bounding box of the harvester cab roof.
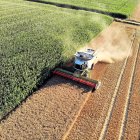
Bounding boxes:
[75,48,95,61]
[74,48,97,71]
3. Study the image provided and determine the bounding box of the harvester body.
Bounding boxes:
[53,48,101,91]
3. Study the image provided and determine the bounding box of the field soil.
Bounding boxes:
[0,4,140,140]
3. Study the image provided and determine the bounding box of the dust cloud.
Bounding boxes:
[87,25,133,64]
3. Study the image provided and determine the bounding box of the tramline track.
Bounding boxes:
[118,35,140,140]
[99,30,137,140]
[99,30,140,140]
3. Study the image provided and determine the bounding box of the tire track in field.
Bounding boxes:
[103,30,139,140]
[123,40,140,140]
[99,29,136,140]
[118,36,140,140]
[92,26,136,138]
[62,92,91,140]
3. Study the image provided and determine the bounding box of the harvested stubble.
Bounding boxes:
[0,76,91,140]
[104,30,139,140]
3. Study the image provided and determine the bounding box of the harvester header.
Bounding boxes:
[53,48,101,92]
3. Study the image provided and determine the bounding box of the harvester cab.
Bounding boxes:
[53,48,101,92]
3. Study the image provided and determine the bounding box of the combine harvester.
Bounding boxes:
[53,48,101,92]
